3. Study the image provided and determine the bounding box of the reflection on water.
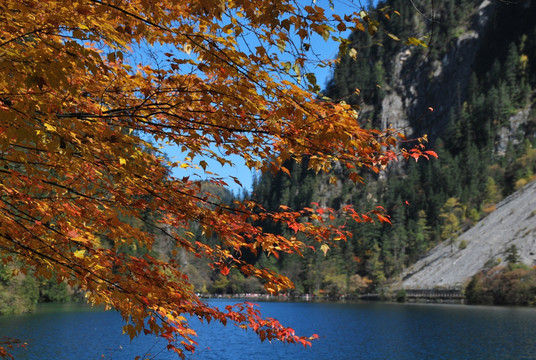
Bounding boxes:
[1,301,536,359]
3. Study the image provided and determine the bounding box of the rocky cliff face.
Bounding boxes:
[380,0,497,140]
[396,180,536,289]
[379,0,536,290]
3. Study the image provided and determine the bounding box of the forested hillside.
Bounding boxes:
[250,0,536,296]
[3,0,536,315]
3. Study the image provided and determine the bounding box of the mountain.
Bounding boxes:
[250,0,536,297]
[397,180,536,289]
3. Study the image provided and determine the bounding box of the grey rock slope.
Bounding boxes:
[396,180,536,290]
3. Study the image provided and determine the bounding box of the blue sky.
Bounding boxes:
[165,0,363,194]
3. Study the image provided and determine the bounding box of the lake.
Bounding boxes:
[1,300,536,359]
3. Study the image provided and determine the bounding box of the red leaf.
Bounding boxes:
[425,150,438,158]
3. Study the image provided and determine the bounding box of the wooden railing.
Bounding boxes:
[404,289,464,300]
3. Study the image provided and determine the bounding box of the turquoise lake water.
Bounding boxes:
[1,300,536,359]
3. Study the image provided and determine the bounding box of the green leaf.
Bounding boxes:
[282,62,291,74]
[305,73,317,87]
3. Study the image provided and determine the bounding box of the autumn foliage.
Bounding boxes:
[0,0,434,358]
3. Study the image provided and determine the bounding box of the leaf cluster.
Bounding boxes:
[0,0,434,357]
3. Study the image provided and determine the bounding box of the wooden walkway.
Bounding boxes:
[404,289,464,301]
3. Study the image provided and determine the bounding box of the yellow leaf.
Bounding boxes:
[348,48,358,60]
[405,37,428,48]
[320,244,330,256]
[387,33,400,41]
[119,157,127,165]
[92,263,105,271]
[73,249,86,258]
[183,43,192,54]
